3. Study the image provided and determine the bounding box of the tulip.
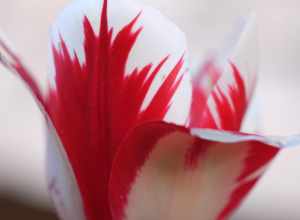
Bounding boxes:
[0,0,299,220]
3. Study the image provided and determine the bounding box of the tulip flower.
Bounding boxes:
[0,0,299,220]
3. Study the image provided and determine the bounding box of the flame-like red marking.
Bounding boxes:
[0,39,45,109]
[186,62,247,168]
[45,1,184,220]
[186,61,278,219]
[198,63,249,130]
[188,59,221,128]
[0,1,280,220]
[0,0,184,219]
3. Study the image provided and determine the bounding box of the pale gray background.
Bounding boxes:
[0,0,300,219]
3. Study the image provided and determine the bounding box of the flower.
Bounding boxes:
[0,0,299,220]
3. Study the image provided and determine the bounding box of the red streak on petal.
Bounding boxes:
[238,142,279,181]
[217,178,258,220]
[141,56,184,122]
[189,59,221,128]
[0,39,45,110]
[200,63,248,130]
[218,143,278,219]
[45,1,184,220]
[184,138,208,169]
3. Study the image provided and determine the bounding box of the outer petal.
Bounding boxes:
[108,122,300,220]
[0,34,45,111]
[1,1,189,219]
[0,35,85,220]
[46,122,85,220]
[47,1,189,220]
[189,16,257,130]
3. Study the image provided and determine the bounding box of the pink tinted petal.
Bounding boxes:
[109,122,280,220]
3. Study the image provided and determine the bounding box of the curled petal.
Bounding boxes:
[108,121,296,220]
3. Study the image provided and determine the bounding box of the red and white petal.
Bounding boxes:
[47,1,190,220]
[0,23,87,220]
[109,122,288,220]
[190,16,257,130]
[0,33,46,111]
[188,56,222,127]
[46,122,85,220]
[0,29,85,220]
[50,0,187,69]
[49,0,190,125]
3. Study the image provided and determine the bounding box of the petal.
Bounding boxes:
[0,33,46,111]
[46,122,85,220]
[189,16,257,130]
[188,56,222,127]
[109,121,295,220]
[0,32,84,220]
[50,0,187,73]
[49,0,189,122]
[47,0,189,220]
[0,0,190,219]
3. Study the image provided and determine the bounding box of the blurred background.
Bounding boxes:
[1,0,300,219]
